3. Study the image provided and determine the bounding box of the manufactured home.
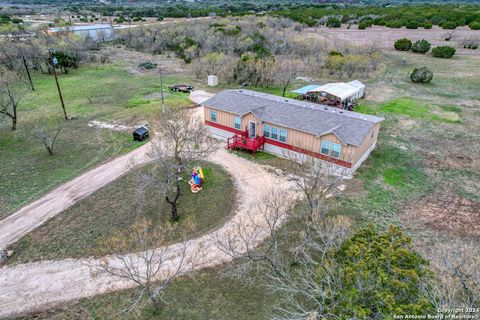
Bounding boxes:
[202,89,384,175]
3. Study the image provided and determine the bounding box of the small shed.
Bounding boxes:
[347,80,366,99]
[133,127,149,141]
[208,75,218,87]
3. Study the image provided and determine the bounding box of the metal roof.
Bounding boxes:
[291,84,322,95]
[202,90,384,147]
[308,83,360,100]
[347,80,365,89]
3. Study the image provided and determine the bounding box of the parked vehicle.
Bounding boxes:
[168,84,194,93]
[133,126,149,141]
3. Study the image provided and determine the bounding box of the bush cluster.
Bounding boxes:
[469,21,480,30]
[410,67,433,84]
[394,38,412,51]
[395,38,431,54]
[431,46,456,58]
[326,17,341,28]
[411,39,431,53]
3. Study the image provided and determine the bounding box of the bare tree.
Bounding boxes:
[142,108,218,221]
[213,188,352,319]
[213,190,296,277]
[30,118,63,155]
[0,67,22,130]
[275,57,302,97]
[95,220,203,313]
[283,152,345,226]
[420,238,480,309]
[268,216,352,320]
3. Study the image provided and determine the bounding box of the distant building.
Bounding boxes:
[46,24,119,41]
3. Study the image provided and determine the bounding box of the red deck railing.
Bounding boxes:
[227,130,266,156]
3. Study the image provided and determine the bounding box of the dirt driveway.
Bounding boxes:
[0,146,296,318]
[0,91,213,248]
[0,89,300,318]
[0,143,151,248]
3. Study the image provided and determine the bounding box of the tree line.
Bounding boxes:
[113,16,382,91]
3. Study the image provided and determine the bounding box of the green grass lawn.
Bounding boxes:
[356,98,462,124]
[6,161,235,264]
[0,63,192,218]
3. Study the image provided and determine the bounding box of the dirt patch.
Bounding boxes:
[402,195,480,237]
[306,25,480,56]
[101,46,187,75]
[87,120,131,131]
[189,90,214,105]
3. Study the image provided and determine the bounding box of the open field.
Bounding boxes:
[5,161,235,265]
[308,25,480,56]
[2,15,480,319]
[0,61,193,219]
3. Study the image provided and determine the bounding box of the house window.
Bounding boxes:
[263,124,270,138]
[271,127,278,140]
[210,111,217,122]
[234,117,241,129]
[331,143,342,159]
[279,129,287,143]
[320,140,331,155]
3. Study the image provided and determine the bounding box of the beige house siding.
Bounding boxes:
[205,106,380,167]
[205,106,238,129]
[350,123,380,164]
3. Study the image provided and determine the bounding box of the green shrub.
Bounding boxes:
[394,38,412,51]
[469,21,480,30]
[328,50,343,57]
[410,67,433,84]
[441,21,457,29]
[373,18,386,26]
[326,17,341,28]
[358,22,367,29]
[406,21,418,29]
[411,39,431,53]
[329,226,435,318]
[387,20,403,28]
[157,16,164,21]
[431,46,456,58]
[360,17,373,27]
[423,22,433,29]
[138,62,157,69]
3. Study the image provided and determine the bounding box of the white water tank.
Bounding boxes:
[208,75,218,87]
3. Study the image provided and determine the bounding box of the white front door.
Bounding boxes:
[248,122,256,138]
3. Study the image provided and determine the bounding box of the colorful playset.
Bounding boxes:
[188,167,204,193]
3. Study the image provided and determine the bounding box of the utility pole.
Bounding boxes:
[48,49,68,120]
[22,56,34,91]
[159,67,165,113]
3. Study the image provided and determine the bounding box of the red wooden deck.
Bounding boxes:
[227,130,266,157]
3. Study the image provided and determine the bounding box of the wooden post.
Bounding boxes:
[159,68,165,113]
[22,56,34,91]
[49,51,68,120]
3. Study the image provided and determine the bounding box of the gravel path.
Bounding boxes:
[0,90,297,318]
[0,143,151,248]
[0,148,295,318]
